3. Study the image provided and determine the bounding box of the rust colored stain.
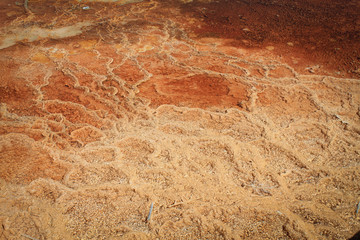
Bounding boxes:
[138,74,249,108]
[177,0,360,78]
[0,60,38,115]
[113,59,146,84]
[0,134,68,184]
[158,74,229,96]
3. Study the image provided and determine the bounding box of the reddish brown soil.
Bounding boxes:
[0,0,359,239]
[176,0,360,78]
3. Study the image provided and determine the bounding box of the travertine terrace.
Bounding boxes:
[0,0,359,239]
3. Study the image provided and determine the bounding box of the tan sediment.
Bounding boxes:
[0,0,359,239]
[0,21,93,50]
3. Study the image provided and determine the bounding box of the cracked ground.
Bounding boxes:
[0,0,359,239]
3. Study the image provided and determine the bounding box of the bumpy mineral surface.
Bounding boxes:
[0,0,359,239]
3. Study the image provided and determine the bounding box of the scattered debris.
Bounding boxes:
[24,0,32,14]
[146,202,154,223]
[21,234,39,240]
[305,65,320,73]
[333,114,349,125]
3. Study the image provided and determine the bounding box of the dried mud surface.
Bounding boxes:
[0,0,359,239]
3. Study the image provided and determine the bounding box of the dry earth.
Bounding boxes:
[0,0,359,239]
